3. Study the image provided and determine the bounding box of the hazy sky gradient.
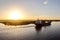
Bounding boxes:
[0,0,60,19]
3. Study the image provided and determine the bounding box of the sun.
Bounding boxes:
[8,11,23,20]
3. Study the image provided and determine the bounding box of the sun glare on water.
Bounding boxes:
[8,11,23,20]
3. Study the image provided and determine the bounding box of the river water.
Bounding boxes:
[0,22,60,40]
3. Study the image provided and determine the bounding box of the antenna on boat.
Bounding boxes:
[37,16,40,20]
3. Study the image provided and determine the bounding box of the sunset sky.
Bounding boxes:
[0,0,60,20]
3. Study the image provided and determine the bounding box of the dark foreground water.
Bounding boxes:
[0,22,60,40]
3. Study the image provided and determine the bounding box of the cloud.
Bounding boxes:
[43,0,48,5]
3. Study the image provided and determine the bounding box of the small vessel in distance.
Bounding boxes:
[35,19,51,26]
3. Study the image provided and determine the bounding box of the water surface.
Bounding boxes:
[0,22,60,40]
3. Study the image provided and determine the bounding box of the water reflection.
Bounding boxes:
[35,23,51,32]
[34,23,51,40]
[35,25,42,32]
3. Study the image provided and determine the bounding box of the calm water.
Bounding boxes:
[0,22,60,40]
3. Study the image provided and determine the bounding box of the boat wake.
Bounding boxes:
[0,23,35,31]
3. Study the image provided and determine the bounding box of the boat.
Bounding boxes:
[35,19,51,26]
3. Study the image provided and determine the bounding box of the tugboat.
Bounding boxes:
[35,19,51,26]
